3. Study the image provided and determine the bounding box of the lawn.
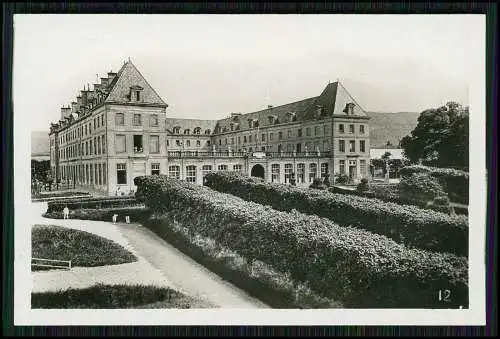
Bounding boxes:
[32,224,137,271]
[31,284,216,309]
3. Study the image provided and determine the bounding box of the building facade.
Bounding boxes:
[49,60,370,196]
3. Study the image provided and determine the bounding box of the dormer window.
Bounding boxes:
[184,129,190,135]
[173,126,181,134]
[128,85,144,102]
[193,127,201,135]
[315,105,324,119]
[343,103,356,115]
[286,112,297,122]
[205,129,211,135]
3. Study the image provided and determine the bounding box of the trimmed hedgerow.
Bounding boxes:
[398,173,446,202]
[203,172,468,256]
[43,206,151,223]
[399,165,469,204]
[135,175,468,308]
[330,184,460,216]
[47,196,141,213]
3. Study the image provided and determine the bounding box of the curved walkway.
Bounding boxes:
[30,202,269,308]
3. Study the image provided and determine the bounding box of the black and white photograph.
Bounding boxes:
[13,14,486,325]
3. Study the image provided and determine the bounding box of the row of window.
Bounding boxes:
[213,123,366,138]
[115,113,159,127]
[59,114,105,144]
[338,139,366,153]
[115,134,160,154]
[60,162,107,186]
[167,139,207,148]
[271,163,329,183]
[59,135,107,160]
[338,124,365,134]
[59,159,367,187]
[339,159,367,177]
[171,126,210,135]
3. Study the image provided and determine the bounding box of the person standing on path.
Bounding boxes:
[63,206,69,219]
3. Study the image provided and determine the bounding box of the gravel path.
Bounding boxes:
[30,202,269,308]
[117,223,269,308]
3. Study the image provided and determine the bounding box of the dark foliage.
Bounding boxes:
[203,172,468,256]
[135,175,468,308]
[31,284,197,309]
[43,206,152,223]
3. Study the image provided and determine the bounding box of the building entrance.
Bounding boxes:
[250,164,265,179]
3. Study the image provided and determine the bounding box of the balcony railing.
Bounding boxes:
[166,151,333,159]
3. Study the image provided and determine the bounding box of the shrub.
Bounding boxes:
[309,178,327,190]
[399,165,433,178]
[398,173,446,202]
[356,178,370,192]
[43,206,151,223]
[434,196,451,206]
[203,172,468,256]
[47,196,141,213]
[335,173,349,185]
[31,284,208,309]
[146,218,339,308]
[399,165,469,204]
[136,176,468,308]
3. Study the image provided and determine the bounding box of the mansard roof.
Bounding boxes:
[165,118,219,134]
[212,81,367,134]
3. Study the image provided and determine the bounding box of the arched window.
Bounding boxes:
[193,127,201,135]
[173,126,181,134]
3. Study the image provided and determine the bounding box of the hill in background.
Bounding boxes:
[367,111,420,148]
[31,131,50,155]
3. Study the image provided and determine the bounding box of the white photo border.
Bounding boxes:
[13,13,486,326]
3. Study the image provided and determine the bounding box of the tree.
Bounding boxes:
[400,101,469,169]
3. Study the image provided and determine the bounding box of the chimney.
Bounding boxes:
[100,77,109,88]
[60,106,71,120]
[76,95,82,106]
[81,90,88,106]
[267,105,273,109]
[93,83,101,92]
[71,101,78,114]
[107,71,117,84]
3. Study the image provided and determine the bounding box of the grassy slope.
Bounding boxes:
[32,224,137,270]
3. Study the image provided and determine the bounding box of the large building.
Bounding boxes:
[49,60,371,196]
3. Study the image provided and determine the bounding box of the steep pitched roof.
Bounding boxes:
[301,81,367,120]
[105,60,167,106]
[332,81,367,116]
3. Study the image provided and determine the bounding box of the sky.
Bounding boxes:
[13,14,483,132]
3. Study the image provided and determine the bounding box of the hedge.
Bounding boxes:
[47,196,142,213]
[43,206,151,223]
[146,217,339,308]
[204,172,468,256]
[134,175,468,308]
[399,165,469,204]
